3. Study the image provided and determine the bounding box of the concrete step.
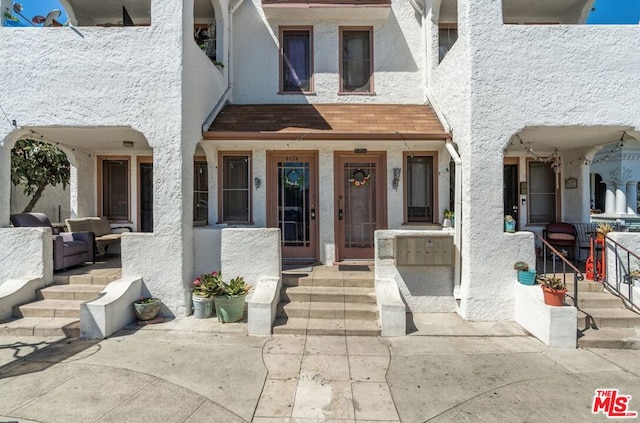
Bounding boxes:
[569,292,626,309]
[272,317,380,336]
[565,280,605,293]
[39,284,104,301]
[0,317,80,337]
[277,301,378,320]
[578,308,640,329]
[53,274,118,286]
[578,328,640,349]
[14,299,84,319]
[283,275,374,288]
[282,286,376,303]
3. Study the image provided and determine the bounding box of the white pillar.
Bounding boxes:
[627,181,638,215]
[603,180,616,215]
[0,143,11,226]
[615,180,628,215]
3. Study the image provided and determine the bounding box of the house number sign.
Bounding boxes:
[285,156,299,162]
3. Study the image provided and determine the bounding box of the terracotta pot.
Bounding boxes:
[541,285,566,306]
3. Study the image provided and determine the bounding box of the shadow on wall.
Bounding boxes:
[398,266,454,296]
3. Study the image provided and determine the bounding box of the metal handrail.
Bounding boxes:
[534,233,584,307]
[603,235,640,313]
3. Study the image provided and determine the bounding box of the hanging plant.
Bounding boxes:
[348,169,371,187]
[283,169,304,189]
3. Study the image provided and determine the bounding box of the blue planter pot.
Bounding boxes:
[517,270,537,285]
[505,221,516,233]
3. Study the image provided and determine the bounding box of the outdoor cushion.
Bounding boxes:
[547,233,575,241]
[63,240,90,256]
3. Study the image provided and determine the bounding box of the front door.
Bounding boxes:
[138,158,153,232]
[267,152,319,262]
[503,160,519,228]
[335,152,386,261]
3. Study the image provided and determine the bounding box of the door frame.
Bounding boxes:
[266,150,320,262]
[334,151,387,262]
[503,157,519,230]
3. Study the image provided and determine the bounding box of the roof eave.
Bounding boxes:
[202,131,451,141]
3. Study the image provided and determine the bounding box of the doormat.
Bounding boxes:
[338,265,370,272]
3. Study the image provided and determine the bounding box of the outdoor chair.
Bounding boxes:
[543,222,577,261]
[574,223,598,263]
[10,212,94,271]
[65,216,132,256]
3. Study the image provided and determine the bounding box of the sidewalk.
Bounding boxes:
[1,313,639,422]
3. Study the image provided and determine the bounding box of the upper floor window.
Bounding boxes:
[219,153,252,224]
[340,27,373,94]
[404,153,436,223]
[280,27,313,94]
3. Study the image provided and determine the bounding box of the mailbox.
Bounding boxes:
[395,236,453,266]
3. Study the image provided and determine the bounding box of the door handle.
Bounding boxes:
[311,208,316,220]
[338,209,343,220]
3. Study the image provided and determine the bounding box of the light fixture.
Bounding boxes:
[122,141,134,148]
[392,167,401,191]
[254,177,261,189]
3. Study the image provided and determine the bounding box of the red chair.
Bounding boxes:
[543,222,577,260]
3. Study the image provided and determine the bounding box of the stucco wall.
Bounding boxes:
[0,228,53,283]
[232,0,425,104]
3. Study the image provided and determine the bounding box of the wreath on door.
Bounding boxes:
[348,169,371,187]
[283,169,304,189]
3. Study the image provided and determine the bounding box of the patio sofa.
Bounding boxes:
[65,216,131,255]
[10,213,94,271]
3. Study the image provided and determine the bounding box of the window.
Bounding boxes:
[194,159,208,223]
[100,157,130,221]
[340,28,373,93]
[528,161,557,224]
[404,153,436,223]
[219,153,251,223]
[438,24,457,62]
[280,27,313,93]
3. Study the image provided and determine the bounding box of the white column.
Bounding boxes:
[0,143,11,226]
[627,181,638,215]
[603,180,616,215]
[615,180,628,215]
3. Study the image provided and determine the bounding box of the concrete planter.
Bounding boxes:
[214,294,246,323]
[133,298,162,321]
[192,295,214,319]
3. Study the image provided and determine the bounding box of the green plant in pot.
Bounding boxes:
[443,210,454,228]
[191,271,221,319]
[133,297,162,321]
[213,276,251,323]
[538,274,566,306]
[628,264,640,288]
[514,261,536,285]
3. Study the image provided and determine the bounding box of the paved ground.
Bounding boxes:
[1,313,640,422]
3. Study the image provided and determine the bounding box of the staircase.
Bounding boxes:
[274,266,380,336]
[0,273,116,338]
[572,280,640,349]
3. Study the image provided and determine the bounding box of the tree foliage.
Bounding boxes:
[11,139,70,213]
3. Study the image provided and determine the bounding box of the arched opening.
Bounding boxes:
[437,0,458,63]
[194,0,220,63]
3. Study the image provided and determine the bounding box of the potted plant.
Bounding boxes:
[192,271,221,319]
[514,261,536,285]
[629,266,640,288]
[596,222,614,240]
[443,210,454,228]
[504,215,516,233]
[538,275,566,306]
[133,297,162,321]
[213,276,251,323]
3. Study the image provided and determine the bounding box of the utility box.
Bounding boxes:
[395,236,453,266]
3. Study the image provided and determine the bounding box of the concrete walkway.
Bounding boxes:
[0,313,639,422]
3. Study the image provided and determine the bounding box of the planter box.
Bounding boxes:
[517,269,536,285]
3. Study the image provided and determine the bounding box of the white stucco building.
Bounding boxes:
[1,0,640,329]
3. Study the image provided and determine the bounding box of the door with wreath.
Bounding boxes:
[334,152,387,261]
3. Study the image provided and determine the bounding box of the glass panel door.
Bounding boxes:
[335,153,385,261]
[268,152,318,261]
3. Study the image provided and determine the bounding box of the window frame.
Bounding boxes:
[339,26,374,95]
[98,155,131,223]
[527,159,559,225]
[403,151,438,224]
[217,151,253,224]
[279,26,314,95]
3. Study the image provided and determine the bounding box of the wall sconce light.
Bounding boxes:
[122,141,135,148]
[392,167,401,191]
[254,177,261,189]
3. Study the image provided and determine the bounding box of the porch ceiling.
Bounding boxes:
[509,126,640,152]
[21,126,151,153]
[204,104,450,141]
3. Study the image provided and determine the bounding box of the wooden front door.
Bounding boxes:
[267,152,319,262]
[335,152,386,261]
